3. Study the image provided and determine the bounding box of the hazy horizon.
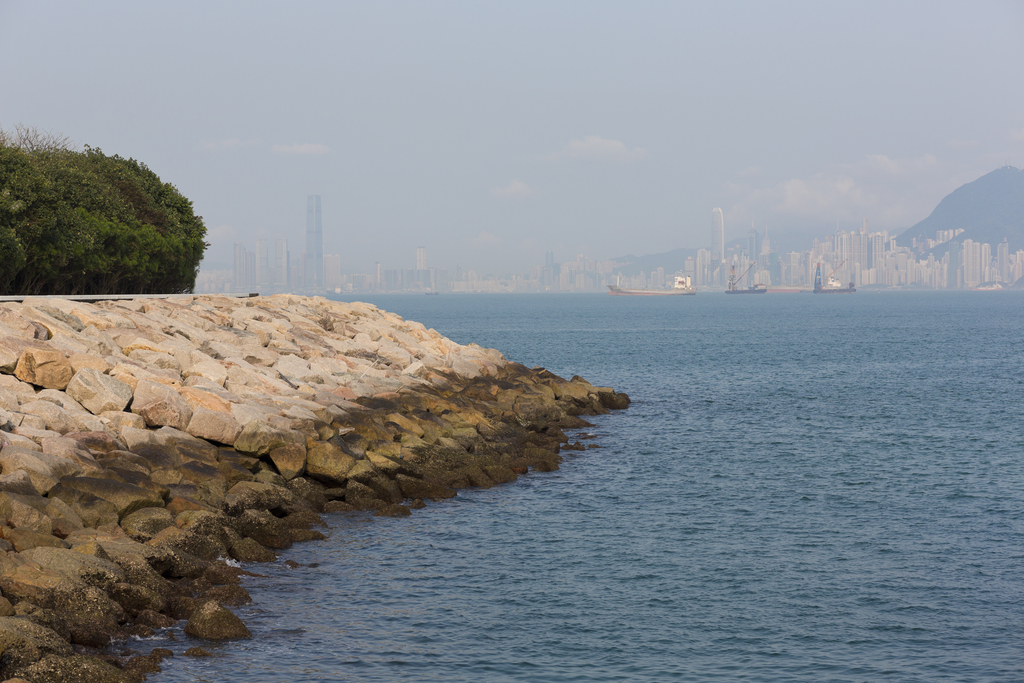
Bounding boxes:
[2,1,1022,275]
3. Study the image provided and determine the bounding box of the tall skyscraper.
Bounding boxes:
[962,239,980,286]
[257,239,269,286]
[869,233,885,270]
[233,242,246,290]
[305,195,323,288]
[998,239,1010,282]
[711,208,725,264]
[275,239,289,287]
[416,247,426,271]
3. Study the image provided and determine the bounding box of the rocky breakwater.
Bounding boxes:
[0,294,629,682]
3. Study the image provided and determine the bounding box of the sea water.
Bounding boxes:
[148,291,1024,682]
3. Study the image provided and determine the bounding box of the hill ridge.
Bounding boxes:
[896,166,1024,252]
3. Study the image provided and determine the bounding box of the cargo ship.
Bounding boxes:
[813,263,856,294]
[725,264,767,294]
[607,275,695,296]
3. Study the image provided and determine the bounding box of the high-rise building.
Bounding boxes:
[416,247,426,271]
[962,239,980,286]
[305,195,323,288]
[257,239,270,287]
[946,242,961,288]
[234,242,256,290]
[711,208,725,264]
[998,239,1010,282]
[850,232,869,285]
[787,252,801,285]
[324,254,342,291]
[233,243,245,290]
[869,233,885,270]
[695,248,710,285]
[275,239,289,287]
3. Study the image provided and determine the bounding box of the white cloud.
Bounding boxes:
[471,231,502,249]
[490,179,536,199]
[271,143,330,155]
[725,153,955,230]
[554,135,647,162]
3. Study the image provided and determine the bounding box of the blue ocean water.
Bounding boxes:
[149,292,1024,682]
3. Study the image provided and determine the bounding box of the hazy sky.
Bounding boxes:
[2,1,1022,274]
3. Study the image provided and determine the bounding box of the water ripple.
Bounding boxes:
[150,293,1024,683]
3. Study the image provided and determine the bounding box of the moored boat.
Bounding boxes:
[812,263,856,294]
[607,275,695,296]
[725,263,767,294]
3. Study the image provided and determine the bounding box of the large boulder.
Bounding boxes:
[227,508,292,549]
[0,469,39,496]
[183,600,251,640]
[19,547,126,593]
[0,617,74,679]
[286,477,327,512]
[64,368,133,415]
[120,507,175,542]
[60,492,120,529]
[15,653,130,683]
[226,535,277,563]
[268,444,306,481]
[178,386,234,413]
[61,431,125,454]
[131,380,193,430]
[185,407,242,446]
[14,347,73,390]
[0,491,53,533]
[183,358,229,386]
[222,481,290,515]
[17,400,76,435]
[305,441,357,486]
[54,477,165,520]
[0,553,76,606]
[6,528,68,552]
[50,583,127,647]
[394,473,457,501]
[0,447,81,495]
[233,420,304,456]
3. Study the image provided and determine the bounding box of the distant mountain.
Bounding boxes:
[606,247,699,276]
[897,166,1024,252]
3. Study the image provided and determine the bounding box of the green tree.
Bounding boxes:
[0,128,207,295]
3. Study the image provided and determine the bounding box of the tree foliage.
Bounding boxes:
[0,127,207,295]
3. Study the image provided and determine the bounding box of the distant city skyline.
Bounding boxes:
[711,208,725,265]
[3,3,1022,275]
[203,193,1024,294]
[305,195,323,289]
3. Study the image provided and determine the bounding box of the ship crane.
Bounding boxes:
[825,260,846,282]
[728,262,756,291]
[813,260,856,294]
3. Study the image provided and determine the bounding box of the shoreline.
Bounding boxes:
[0,294,629,682]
